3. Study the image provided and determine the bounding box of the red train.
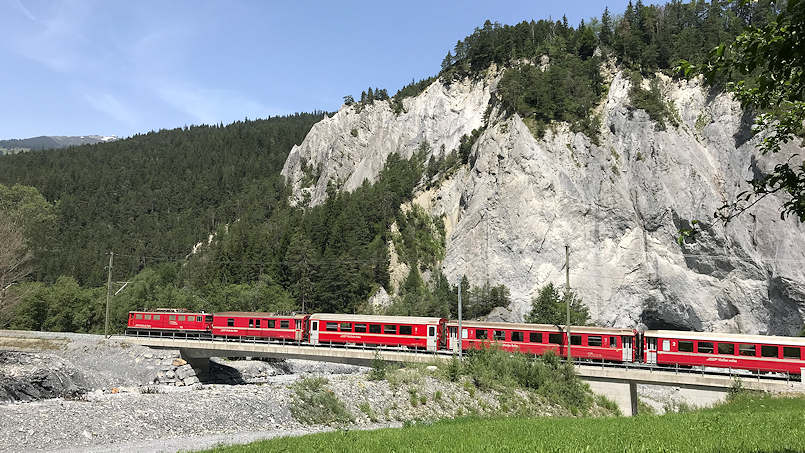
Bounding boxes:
[126,309,805,375]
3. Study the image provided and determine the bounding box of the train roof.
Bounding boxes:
[309,313,444,324]
[644,330,805,347]
[130,310,207,315]
[445,320,635,335]
[215,312,308,319]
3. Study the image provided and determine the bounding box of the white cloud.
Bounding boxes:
[84,92,138,127]
[155,83,279,125]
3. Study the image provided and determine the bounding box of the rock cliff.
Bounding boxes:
[282,69,805,335]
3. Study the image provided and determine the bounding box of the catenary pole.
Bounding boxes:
[565,244,571,364]
[458,281,462,359]
[105,252,113,339]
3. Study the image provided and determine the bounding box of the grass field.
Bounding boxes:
[204,394,805,452]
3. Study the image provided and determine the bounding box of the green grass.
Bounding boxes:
[203,395,805,452]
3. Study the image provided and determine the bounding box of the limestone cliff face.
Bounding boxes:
[282,70,805,335]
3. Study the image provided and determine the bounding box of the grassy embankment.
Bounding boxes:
[204,394,805,452]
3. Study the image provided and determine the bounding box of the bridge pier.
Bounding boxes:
[180,349,210,381]
[583,378,638,416]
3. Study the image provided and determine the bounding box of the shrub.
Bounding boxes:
[367,351,387,381]
[290,377,354,426]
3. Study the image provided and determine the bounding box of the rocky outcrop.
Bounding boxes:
[282,70,805,335]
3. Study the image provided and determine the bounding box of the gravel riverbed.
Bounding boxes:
[0,330,594,452]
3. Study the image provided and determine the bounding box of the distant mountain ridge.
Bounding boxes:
[0,135,117,154]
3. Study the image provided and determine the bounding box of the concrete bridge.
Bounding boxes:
[124,335,804,416]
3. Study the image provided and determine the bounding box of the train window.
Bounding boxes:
[206,315,213,323]
[609,336,618,348]
[136,314,143,320]
[462,329,468,339]
[145,315,152,320]
[354,324,367,333]
[739,344,756,356]
[340,322,352,332]
[267,320,275,328]
[783,347,801,360]
[311,321,318,331]
[249,319,254,328]
[476,329,488,340]
[384,325,397,335]
[678,341,694,352]
[197,316,202,322]
[549,333,563,344]
[256,320,261,328]
[761,345,779,358]
[178,315,185,321]
[588,336,602,347]
[153,315,160,320]
[697,342,714,354]
[512,331,524,342]
[428,326,436,337]
[399,326,412,335]
[494,330,505,340]
[717,343,735,355]
[662,340,670,352]
[295,320,301,329]
[570,335,582,346]
[326,322,338,331]
[529,332,542,343]
[169,315,176,321]
[281,320,290,329]
[227,318,234,327]
[370,324,381,334]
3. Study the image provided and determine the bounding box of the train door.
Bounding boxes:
[294,319,302,341]
[427,325,437,351]
[644,337,657,364]
[448,326,458,352]
[310,321,319,345]
[622,336,634,362]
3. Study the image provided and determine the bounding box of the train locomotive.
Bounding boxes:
[127,309,805,376]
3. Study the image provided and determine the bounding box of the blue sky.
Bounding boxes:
[1,0,631,139]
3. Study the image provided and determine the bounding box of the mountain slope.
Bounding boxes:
[0,135,117,154]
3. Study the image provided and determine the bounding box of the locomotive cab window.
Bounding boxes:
[370,324,381,334]
[206,315,213,323]
[529,332,542,343]
[145,315,152,320]
[326,322,338,331]
[570,335,582,346]
[697,342,714,354]
[136,314,143,320]
[227,318,234,327]
[678,341,694,352]
[783,347,801,360]
[280,320,290,329]
[399,325,412,335]
[384,325,397,335]
[761,345,779,358]
[739,344,756,356]
[354,324,367,333]
[153,315,160,320]
[169,315,176,321]
[340,322,352,331]
[494,330,505,341]
[588,336,602,347]
[476,329,488,340]
[718,343,735,355]
[548,333,563,344]
[196,316,202,322]
[512,331,524,342]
